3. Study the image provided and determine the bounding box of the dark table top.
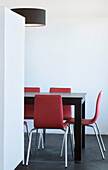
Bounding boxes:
[24,92,86,99]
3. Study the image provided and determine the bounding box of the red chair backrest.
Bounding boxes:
[93,91,102,122]
[50,87,71,93]
[24,87,40,92]
[50,87,72,120]
[34,95,64,129]
[24,87,40,119]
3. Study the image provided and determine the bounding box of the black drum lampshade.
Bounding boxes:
[11,8,46,27]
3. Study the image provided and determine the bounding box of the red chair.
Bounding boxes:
[50,87,72,120]
[49,87,73,157]
[62,91,106,159]
[24,87,41,152]
[26,95,68,168]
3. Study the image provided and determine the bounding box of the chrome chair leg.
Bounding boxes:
[38,129,44,150]
[87,125,105,159]
[60,126,69,158]
[95,122,106,152]
[25,124,29,139]
[22,159,24,165]
[41,129,44,149]
[25,123,33,155]
[35,129,38,154]
[26,128,35,165]
[38,130,42,150]
[25,123,31,153]
[65,130,67,168]
[67,125,70,146]
[22,129,25,165]
[23,123,29,165]
[60,133,65,157]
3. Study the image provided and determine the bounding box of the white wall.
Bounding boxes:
[25,0,108,134]
[1,0,108,134]
[0,7,25,170]
[0,7,5,170]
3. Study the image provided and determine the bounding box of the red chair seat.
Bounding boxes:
[67,91,103,126]
[24,105,34,119]
[67,118,93,125]
[82,119,94,125]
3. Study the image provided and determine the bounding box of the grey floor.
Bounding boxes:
[15,134,108,170]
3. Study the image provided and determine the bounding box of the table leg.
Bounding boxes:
[74,99,82,161]
[82,101,85,148]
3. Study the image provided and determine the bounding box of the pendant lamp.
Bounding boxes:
[11,8,46,27]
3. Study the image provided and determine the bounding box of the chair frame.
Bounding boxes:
[26,127,68,168]
[24,87,41,153]
[60,124,74,159]
[26,94,69,168]
[60,91,106,160]
[23,122,29,165]
[60,122,106,159]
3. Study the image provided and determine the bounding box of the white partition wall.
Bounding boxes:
[0,7,25,170]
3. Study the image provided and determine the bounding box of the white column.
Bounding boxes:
[0,7,25,170]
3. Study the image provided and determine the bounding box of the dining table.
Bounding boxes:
[24,92,86,161]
